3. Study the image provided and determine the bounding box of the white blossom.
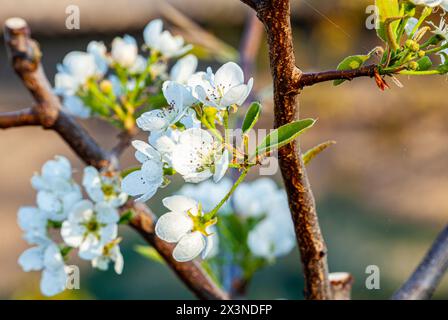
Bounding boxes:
[247,193,296,259]
[136,81,196,134]
[155,195,215,262]
[172,128,229,183]
[111,35,138,68]
[31,156,82,221]
[54,51,98,96]
[82,166,128,208]
[143,19,192,58]
[233,178,279,217]
[405,18,419,36]
[62,95,91,119]
[189,62,253,110]
[121,140,164,202]
[18,242,68,296]
[410,0,442,7]
[17,206,49,245]
[61,200,119,260]
[87,40,108,75]
[170,54,198,84]
[91,240,124,274]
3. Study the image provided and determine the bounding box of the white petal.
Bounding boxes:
[213,149,229,182]
[63,95,91,118]
[79,233,103,260]
[42,156,72,181]
[132,140,161,162]
[170,54,198,83]
[43,243,65,271]
[37,191,62,213]
[60,220,85,248]
[405,17,419,36]
[144,19,163,48]
[18,246,45,271]
[155,212,193,243]
[121,170,161,201]
[40,267,67,297]
[162,195,198,214]
[136,110,170,132]
[99,224,118,244]
[215,62,244,90]
[95,202,119,224]
[173,232,205,262]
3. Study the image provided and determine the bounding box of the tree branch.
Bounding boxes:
[298,65,378,89]
[0,107,39,128]
[3,17,227,300]
[242,0,331,299]
[392,225,448,300]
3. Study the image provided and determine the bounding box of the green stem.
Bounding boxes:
[205,168,249,220]
[399,69,441,75]
[425,43,448,55]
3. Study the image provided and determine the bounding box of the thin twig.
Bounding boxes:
[392,225,448,300]
[0,107,39,128]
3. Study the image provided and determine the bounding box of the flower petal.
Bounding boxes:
[162,195,198,214]
[18,246,45,271]
[173,232,205,262]
[214,62,244,90]
[155,211,193,243]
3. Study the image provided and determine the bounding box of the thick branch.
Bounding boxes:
[244,0,331,299]
[298,65,377,89]
[0,108,39,128]
[124,201,229,300]
[392,225,448,300]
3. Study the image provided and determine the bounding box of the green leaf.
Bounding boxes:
[135,245,166,265]
[375,0,400,42]
[417,56,432,71]
[242,102,262,133]
[118,210,134,225]
[302,141,336,165]
[254,119,316,156]
[120,167,140,178]
[333,55,371,86]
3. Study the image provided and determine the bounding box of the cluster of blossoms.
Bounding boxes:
[18,157,126,296]
[180,178,296,261]
[121,59,254,261]
[20,18,316,296]
[53,19,194,130]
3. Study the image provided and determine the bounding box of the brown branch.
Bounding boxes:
[392,225,448,300]
[298,65,378,89]
[123,201,229,300]
[243,0,332,299]
[0,107,40,128]
[3,17,227,300]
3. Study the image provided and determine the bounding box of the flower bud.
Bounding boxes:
[99,80,113,94]
[408,61,419,71]
[405,40,420,52]
[417,50,426,58]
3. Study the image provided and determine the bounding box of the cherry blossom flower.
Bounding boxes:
[87,40,108,75]
[18,242,68,296]
[170,54,198,84]
[247,193,296,259]
[17,206,49,245]
[410,0,442,7]
[82,166,128,208]
[91,239,124,274]
[155,195,215,262]
[172,128,230,183]
[429,18,448,40]
[189,62,253,110]
[136,81,196,134]
[121,140,164,202]
[61,200,119,260]
[143,19,192,58]
[111,35,138,68]
[31,156,82,221]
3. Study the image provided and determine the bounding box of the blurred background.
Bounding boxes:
[1,0,448,299]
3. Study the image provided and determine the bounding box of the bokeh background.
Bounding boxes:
[1,0,448,299]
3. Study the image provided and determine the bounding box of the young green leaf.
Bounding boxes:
[254,118,316,156]
[242,102,262,134]
[334,55,371,86]
[302,140,336,165]
[417,56,432,71]
[375,0,400,42]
